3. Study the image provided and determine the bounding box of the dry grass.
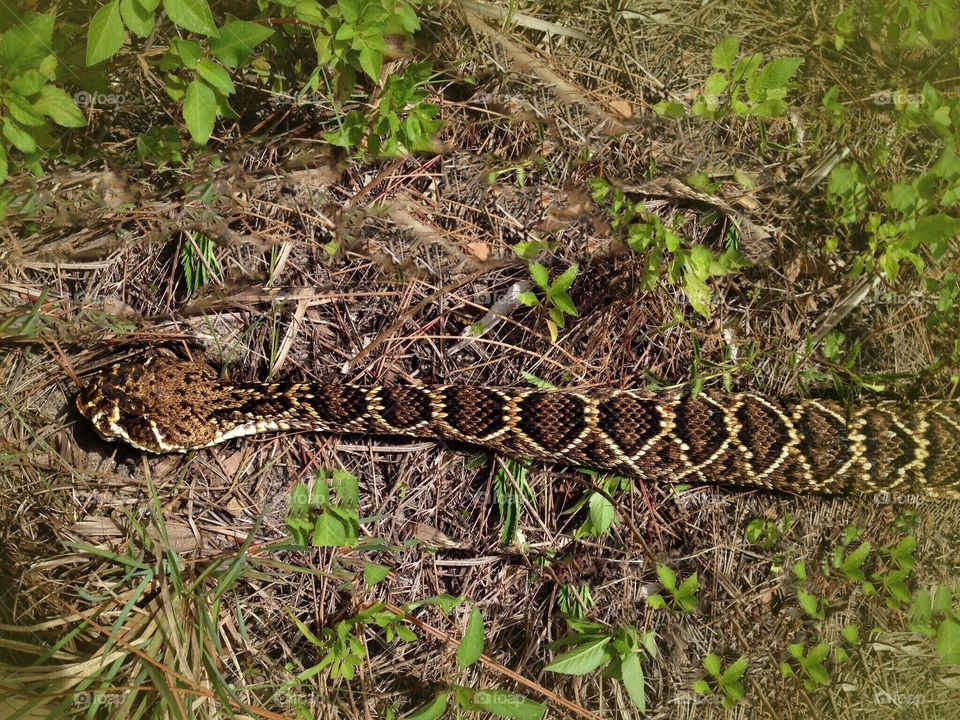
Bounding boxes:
[1,0,959,718]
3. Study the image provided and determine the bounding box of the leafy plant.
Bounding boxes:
[589,177,745,318]
[654,35,803,121]
[545,621,657,713]
[744,513,792,550]
[909,584,960,665]
[286,469,360,547]
[564,471,628,538]
[492,458,534,544]
[692,654,748,708]
[323,61,441,156]
[0,11,86,183]
[290,602,416,681]
[647,564,699,613]
[781,640,831,690]
[518,260,579,341]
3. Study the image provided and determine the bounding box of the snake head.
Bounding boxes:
[76,356,219,453]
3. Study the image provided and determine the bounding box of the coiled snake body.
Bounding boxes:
[76,356,960,499]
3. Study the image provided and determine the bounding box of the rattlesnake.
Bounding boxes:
[75,356,960,499]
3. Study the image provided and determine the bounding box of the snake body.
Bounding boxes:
[75,356,960,499]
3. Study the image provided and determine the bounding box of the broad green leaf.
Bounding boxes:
[120,0,155,37]
[33,85,87,127]
[656,563,677,591]
[4,95,44,126]
[550,290,578,317]
[0,13,55,70]
[358,46,383,81]
[620,652,646,712]
[711,36,739,71]
[703,653,722,677]
[552,262,578,293]
[516,291,539,307]
[456,606,484,668]
[9,70,47,96]
[197,59,236,95]
[692,679,711,695]
[163,0,218,36]
[311,508,357,547]
[720,656,748,683]
[183,79,216,144]
[937,618,960,665]
[587,492,615,535]
[756,57,803,90]
[404,692,449,720]
[363,563,391,587]
[653,100,685,119]
[332,469,359,507]
[704,72,728,98]
[209,20,275,67]
[684,270,712,318]
[2,119,36,153]
[528,262,550,289]
[86,0,125,66]
[545,636,611,675]
[807,642,830,665]
[905,214,960,260]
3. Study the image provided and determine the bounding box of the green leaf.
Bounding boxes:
[807,642,830,666]
[905,214,960,260]
[653,100,685,119]
[404,692,450,720]
[456,606,484,668]
[756,57,803,90]
[692,679,711,695]
[720,656,748,683]
[163,0,218,36]
[646,594,667,609]
[937,618,960,665]
[86,0,125,66]
[9,70,47,97]
[684,270,712,319]
[620,652,646,712]
[4,95,44,126]
[197,58,236,96]
[656,564,677,591]
[704,72,728,98]
[2,119,36,153]
[798,590,820,618]
[120,0,155,37]
[528,262,550,289]
[33,85,87,127]
[545,636,611,675]
[587,492,615,535]
[363,563,390,587]
[358,46,383,81]
[842,624,860,645]
[209,20,274,67]
[0,143,7,184]
[516,291,539,307]
[550,290,578,317]
[311,507,358,547]
[0,12,55,70]
[552,263,579,293]
[711,36,739,71]
[469,689,545,720]
[183,78,217,144]
[703,653,722,677]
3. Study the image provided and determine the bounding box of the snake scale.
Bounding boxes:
[76,356,960,499]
